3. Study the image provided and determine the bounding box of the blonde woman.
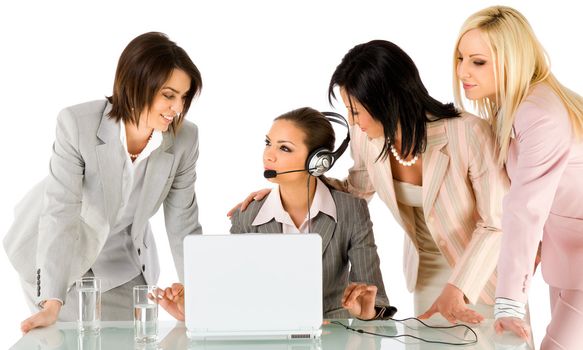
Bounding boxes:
[455,6,583,348]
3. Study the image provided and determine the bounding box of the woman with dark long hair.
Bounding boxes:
[234,40,509,324]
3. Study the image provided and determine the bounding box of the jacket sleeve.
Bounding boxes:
[36,107,85,304]
[496,98,571,303]
[163,124,202,282]
[448,118,508,304]
[346,197,390,307]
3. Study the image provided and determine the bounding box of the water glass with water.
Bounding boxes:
[133,285,158,343]
[76,277,101,334]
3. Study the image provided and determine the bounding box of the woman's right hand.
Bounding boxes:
[494,316,531,340]
[226,188,271,217]
[157,283,186,321]
[21,300,61,333]
[341,283,378,320]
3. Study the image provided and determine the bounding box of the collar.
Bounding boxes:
[252,177,337,227]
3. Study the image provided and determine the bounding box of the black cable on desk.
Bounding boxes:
[330,317,478,346]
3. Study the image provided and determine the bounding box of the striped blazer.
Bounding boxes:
[331,112,509,305]
[229,188,390,318]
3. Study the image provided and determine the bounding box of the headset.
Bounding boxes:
[263,111,350,179]
[305,111,350,177]
[261,110,350,234]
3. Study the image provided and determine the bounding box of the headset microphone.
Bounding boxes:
[263,168,316,179]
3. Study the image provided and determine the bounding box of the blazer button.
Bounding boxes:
[37,268,41,275]
[37,275,41,281]
[37,291,41,297]
[142,265,145,272]
[137,248,141,256]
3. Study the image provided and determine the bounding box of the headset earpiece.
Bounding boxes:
[304,111,350,177]
[306,147,334,177]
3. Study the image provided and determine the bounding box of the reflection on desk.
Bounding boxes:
[10,319,533,350]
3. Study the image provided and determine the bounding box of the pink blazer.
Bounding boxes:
[496,84,583,303]
[332,112,509,304]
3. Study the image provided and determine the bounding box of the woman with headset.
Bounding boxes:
[232,40,509,324]
[3,32,203,332]
[455,6,583,346]
[158,107,396,320]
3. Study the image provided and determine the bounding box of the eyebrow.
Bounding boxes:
[265,135,296,146]
[458,50,488,58]
[161,87,189,95]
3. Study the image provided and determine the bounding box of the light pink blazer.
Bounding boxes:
[496,84,583,303]
[332,112,509,304]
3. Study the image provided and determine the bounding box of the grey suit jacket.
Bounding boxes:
[3,100,202,305]
[229,188,389,318]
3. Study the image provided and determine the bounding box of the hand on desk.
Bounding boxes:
[418,283,484,324]
[157,283,185,321]
[494,316,531,340]
[20,300,61,333]
[341,283,378,320]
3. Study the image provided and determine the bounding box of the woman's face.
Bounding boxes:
[264,119,310,185]
[456,29,497,101]
[340,88,384,139]
[141,68,191,132]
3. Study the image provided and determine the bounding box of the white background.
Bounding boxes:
[1,1,581,349]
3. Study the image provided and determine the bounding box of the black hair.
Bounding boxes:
[329,40,459,160]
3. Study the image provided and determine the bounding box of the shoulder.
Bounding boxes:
[514,83,571,135]
[329,188,369,214]
[440,112,494,142]
[172,119,199,150]
[230,197,267,227]
[56,99,109,133]
[444,111,491,132]
[176,119,198,139]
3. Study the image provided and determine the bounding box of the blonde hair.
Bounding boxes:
[453,6,583,165]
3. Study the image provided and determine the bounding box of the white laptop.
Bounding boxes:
[183,233,323,341]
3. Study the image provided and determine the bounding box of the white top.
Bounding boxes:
[252,178,337,233]
[91,122,162,292]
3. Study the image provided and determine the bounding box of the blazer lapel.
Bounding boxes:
[133,132,175,234]
[311,213,336,254]
[367,137,405,228]
[422,120,449,216]
[95,105,125,225]
[256,220,282,234]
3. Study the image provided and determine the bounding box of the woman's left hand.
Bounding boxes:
[156,283,186,321]
[418,283,483,324]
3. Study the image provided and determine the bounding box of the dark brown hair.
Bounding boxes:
[107,32,202,133]
[274,107,335,154]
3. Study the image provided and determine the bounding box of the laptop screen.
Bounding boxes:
[183,234,323,339]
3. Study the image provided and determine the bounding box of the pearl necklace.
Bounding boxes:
[389,142,418,167]
[128,130,154,159]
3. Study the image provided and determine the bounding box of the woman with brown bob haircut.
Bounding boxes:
[4,32,203,332]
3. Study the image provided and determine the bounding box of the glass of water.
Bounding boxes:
[133,285,158,343]
[76,277,101,334]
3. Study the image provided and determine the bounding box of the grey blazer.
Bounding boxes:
[229,188,389,318]
[3,100,202,305]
